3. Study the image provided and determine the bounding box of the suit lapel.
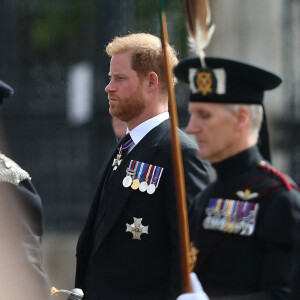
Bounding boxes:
[78,135,130,251]
[92,120,170,251]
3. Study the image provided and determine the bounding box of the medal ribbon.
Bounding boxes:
[139,163,147,182]
[249,202,259,220]
[118,138,134,151]
[154,166,164,187]
[128,160,134,171]
[233,201,242,220]
[149,166,157,185]
[230,200,238,218]
[241,201,250,218]
[143,164,152,183]
[209,198,217,209]
[132,160,139,175]
[224,199,234,217]
[135,162,145,181]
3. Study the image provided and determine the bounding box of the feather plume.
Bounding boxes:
[184,0,215,67]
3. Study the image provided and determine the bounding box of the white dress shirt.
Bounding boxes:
[127,112,169,153]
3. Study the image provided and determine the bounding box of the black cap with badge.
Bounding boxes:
[174,56,282,163]
[175,0,282,162]
[174,56,282,104]
[0,80,14,106]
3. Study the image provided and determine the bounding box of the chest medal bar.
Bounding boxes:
[122,160,163,194]
[203,197,259,236]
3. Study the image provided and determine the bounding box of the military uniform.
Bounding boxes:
[188,146,300,299]
[173,53,300,299]
[0,80,50,299]
[0,153,51,299]
[290,219,300,300]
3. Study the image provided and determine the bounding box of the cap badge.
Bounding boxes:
[196,71,215,95]
[189,67,226,96]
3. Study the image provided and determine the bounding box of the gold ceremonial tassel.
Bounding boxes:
[51,287,59,296]
[184,0,215,67]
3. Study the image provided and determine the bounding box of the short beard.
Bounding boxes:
[109,85,147,122]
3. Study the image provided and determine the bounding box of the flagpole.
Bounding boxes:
[159,2,192,293]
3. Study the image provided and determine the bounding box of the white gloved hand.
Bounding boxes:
[176,273,209,300]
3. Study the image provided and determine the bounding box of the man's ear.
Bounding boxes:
[146,72,159,91]
[236,106,250,132]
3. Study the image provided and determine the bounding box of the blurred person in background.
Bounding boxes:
[0,80,50,299]
[111,116,127,140]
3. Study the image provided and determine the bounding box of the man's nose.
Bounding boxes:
[186,116,202,135]
[105,80,115,93]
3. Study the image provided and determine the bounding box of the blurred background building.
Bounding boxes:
[0,0,299,297]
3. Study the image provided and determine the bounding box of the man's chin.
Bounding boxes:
[109,107,117,117]
[109,111,127,123]
[198,150,209,160]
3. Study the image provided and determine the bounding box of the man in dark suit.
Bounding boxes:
[174,56,300,299]
[75,33,212,300]
[0,80,50,299]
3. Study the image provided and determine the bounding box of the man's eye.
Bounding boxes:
[199,112,210,119]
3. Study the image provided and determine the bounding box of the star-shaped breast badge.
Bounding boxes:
[126,217,149,240]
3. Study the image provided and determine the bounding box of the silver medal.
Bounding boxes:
[139,181,148,192]
[203,216,211,229]
[146,183,156,194]
[123,176,133,188]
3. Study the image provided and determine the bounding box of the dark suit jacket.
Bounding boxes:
[75,120,211,300]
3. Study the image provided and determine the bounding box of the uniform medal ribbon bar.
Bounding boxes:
[203,198,260,236]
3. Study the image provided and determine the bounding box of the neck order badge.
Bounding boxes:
[112,138,133,171]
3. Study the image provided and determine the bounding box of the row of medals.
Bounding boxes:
[122,168,157,194]
[203,201,259,236]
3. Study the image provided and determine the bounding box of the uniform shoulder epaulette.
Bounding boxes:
[258,160,295,191]
[0,153,31,186]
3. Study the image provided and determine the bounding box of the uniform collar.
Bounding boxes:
[212,145,264,180]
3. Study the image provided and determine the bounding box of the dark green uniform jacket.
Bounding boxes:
[189,146,300,300]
